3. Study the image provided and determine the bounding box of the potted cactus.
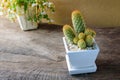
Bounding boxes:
[62,10,100,75]
[0,0,55,30]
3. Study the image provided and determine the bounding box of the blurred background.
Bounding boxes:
[50,0,120,27]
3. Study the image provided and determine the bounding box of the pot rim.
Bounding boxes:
[63,37,100,54]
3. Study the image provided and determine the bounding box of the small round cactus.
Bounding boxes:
[91,30,96,37]
[72,10,86,35]
[63,25,75,43]
[77,39,86,49]
[73,37,79,44]
[85,35,94,47]
[85,28,96,37]
[78,32,86,39]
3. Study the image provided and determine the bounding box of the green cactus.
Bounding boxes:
[63,25,75,43]
[77,39,86,49]
[72,10,86,35]
[85,35,94,47]
[73,37,79,44]
[78,32,86,40]
[85,28,96,37]
[62,10,97,50]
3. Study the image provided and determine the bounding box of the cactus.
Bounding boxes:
[63,25,75,43]
[73,37,79,44]
[85,35,94,47]
[91,30,96,37]
[78,32,86,40]
[72,10,86,35]
[85,28,96,37]
[77,39,86,49]
[63,10,97,50]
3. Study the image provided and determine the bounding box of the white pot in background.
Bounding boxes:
[63,37,100,75]
[17,15,38,31]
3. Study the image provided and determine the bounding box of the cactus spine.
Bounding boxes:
[63,25,75,43]
[72,10,86,35]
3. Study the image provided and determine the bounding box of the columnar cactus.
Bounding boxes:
[72,10,86,35]
[85,35,94,47]
[63,25,75,43]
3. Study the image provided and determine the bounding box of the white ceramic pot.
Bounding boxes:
[17,15,38,31]
[63,37,100,69]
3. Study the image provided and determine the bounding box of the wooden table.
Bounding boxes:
[0,17,120,80]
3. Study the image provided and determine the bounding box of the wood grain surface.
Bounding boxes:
[0,16,120,80]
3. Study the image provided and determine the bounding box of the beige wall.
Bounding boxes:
[49,0,120,27]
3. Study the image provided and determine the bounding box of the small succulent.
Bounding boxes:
[77,39,86,49]
[85,35,94,47]
[73,37,79,44]
[85,28,96,37]
[63,10,96,50]
[63,25,75,43]
[78,32,86,40]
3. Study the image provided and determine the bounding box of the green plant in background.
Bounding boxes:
[63,10,96,49]
[0,0,55,23]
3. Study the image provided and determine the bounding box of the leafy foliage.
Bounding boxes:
[0,0,55,23]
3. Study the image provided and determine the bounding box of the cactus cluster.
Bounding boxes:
[63,10,96,49]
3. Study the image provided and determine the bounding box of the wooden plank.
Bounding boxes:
[0,16,120,80]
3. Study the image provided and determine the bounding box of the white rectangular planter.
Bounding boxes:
[63,37,100,75]
[17,15,38,31]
